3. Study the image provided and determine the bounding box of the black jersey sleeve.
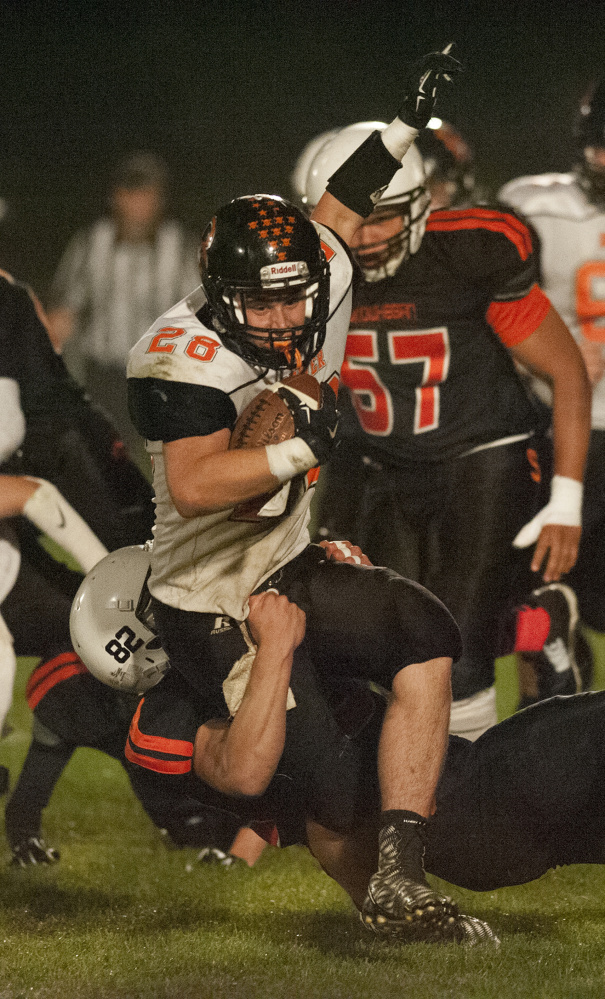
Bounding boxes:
[426,206,539,302]
[127,376,237,443]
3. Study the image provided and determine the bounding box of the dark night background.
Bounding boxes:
[0,0,603,296]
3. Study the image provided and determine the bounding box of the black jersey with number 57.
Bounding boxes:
[342,207,550,463]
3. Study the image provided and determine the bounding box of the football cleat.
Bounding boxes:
[361,873,499,946]
[529,584,581,701]
[196,847,241,869]
[9,836,60,868]
[362,868,459,943]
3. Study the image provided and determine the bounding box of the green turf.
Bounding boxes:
[3,644,605,999]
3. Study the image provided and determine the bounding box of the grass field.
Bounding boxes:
[2,635,605,999]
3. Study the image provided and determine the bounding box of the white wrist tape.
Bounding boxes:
[380,118,420,163]
[23,478,108,573]
[512,475,583,549]
[547,475,583,526]
[265,438,316,484]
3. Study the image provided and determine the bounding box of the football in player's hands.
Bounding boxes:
[276,377,338,467]
[228,372,323,522]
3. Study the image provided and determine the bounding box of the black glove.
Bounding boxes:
[9,836,60,868]
[277,381,339,466]
[398,44,463,129]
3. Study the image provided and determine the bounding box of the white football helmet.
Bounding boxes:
[305,121,430,280]
[290,129,340,207]
[70,542,169,694]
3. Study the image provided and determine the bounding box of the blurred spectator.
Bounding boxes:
[47,152,200,461]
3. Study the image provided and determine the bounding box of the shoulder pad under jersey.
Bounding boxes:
[127,286,253,396]
[499,173,597,221]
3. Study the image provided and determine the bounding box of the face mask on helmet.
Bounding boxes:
[575,81,605,205]
[199,195,330,371]
[70,542,169,694]
[305,123,430,282]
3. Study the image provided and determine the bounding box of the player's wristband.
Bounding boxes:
[326,127,413,219]
[380,117,420,163]
[546,475,583,526]
[265,438,317,484]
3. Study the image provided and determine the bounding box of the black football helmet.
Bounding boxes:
[575,81,605,204]
[198,195,330,371]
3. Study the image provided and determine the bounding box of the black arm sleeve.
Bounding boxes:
[128,378,237,443]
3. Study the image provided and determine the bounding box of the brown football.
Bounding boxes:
[228,372,321,522]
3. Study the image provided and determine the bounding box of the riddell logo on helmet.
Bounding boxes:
[260,261,310,284]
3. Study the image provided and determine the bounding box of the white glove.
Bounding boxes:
[513,475,583,549]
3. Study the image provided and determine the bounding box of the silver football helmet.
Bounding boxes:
[305,121,430,281]
[70,542,169,694]
[290,129,340,208]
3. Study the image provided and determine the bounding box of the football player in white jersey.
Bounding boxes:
[125,49,496,945]
[500,80,605,655]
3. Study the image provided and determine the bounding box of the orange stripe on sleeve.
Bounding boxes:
[486,284,551,347]
[125,741,192,774]
[128,700,194,758]
[427,207,534,260]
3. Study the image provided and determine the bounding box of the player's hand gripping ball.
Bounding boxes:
[228,372,323,522]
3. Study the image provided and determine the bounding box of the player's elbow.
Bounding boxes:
[168,481,224,518]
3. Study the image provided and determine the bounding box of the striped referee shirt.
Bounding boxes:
[49,218,201,366]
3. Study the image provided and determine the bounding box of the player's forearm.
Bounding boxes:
[0,475,39,518]
[195,642,294,796]
[551,376,591,482]
[167,445,280,518]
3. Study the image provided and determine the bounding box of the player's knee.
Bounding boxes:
[389,574,463,665]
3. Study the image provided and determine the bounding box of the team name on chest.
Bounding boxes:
[351,302,417,324]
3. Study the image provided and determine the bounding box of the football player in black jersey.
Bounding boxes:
[307,123,591,740]
[0,270,154,551]
[126,586,605,947]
